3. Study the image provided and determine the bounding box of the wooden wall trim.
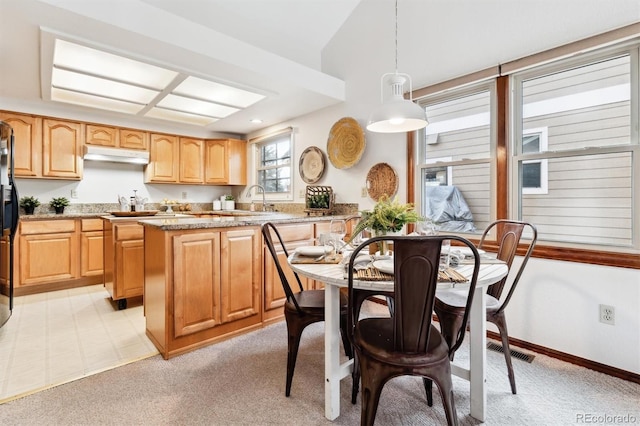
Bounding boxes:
[487,331,640,385]
[496,76,508,219]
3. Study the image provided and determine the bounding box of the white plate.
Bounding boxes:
[295,245,333,257]
[372,259,394,275]
[444,246,485,257]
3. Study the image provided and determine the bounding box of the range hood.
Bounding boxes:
[83,145,150,165]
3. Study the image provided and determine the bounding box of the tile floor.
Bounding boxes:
[0,285,158,403]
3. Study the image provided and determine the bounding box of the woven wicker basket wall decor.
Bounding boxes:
[326,117,365,169]
[366,162,398,201]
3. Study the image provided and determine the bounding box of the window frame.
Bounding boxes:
[410,39,640,269]
[249,128,294,201]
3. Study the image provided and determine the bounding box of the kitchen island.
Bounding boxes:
[140,213,353,359]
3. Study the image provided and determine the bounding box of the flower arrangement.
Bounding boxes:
[348,195,422,242]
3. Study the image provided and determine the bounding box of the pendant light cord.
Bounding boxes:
[394,0,398,74]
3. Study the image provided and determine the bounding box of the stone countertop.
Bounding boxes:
[139,213,355,231]
[20,212,106,220]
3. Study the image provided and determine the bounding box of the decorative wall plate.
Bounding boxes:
[366,163,398,201]
[298,146,326,183]
[326,117,365,169]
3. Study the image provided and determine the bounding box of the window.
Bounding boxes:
[252,129,293,200]
[416,85,495,233]
[521,128,548,194]
[512,51,638,249]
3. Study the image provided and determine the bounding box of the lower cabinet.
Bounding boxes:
[262,222,315,324]
[144,225,262,359]
[80,219,104,277]
[103,219,144,309]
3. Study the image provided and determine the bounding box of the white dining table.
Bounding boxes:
[288,254,508,422]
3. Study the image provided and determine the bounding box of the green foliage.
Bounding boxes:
[348,195,422,243]
[50,197,70,208]
[19,196,40,208]
[224,194,235,201]
[307,192,330,209]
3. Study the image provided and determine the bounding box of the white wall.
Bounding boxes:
[244,0,640,374]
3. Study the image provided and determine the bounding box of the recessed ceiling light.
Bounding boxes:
[250,119,263,124]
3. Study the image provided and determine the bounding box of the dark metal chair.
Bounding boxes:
[434,219,537,394]
[261,222,352,397]
[346,235,481,426]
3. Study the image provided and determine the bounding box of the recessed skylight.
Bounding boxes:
[48,39,266,127]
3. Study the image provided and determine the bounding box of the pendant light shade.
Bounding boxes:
[367,73,428,133]
[367,0,428,133]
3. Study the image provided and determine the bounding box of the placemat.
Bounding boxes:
[353,267,468,283]
[290,252,343,264]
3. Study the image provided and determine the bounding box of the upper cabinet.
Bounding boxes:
[0,111,42,177]
[86,124,148,151]
[146,136,246,185]
[205,139,247,185]
[145,133,179,183]
[42,119,84,180]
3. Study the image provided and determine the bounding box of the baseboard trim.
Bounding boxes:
[486,331,640,385]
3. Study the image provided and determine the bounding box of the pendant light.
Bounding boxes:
[367,0,428,133]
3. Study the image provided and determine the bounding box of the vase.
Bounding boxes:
[54,206,65,214]
[374,229,404,256]
[24,206,35,215]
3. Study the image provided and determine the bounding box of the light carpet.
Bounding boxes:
[0,301,638,425]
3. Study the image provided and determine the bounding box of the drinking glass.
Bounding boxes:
[329,219,347,253]
[416,219,438,236]
[440,239,451,270]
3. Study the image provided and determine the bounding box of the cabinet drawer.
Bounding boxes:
[81,218,104,231]
[21,220,76,235]
[115,223,144,240]
[271,223,314,243]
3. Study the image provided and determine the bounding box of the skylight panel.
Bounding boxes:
[54,39,178,89]
[51,88,145,114]
[174,77,265,108]
[145,107,218,126]
[156,94,239,118]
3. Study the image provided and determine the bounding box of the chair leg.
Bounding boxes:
[351,351,360,404]
[422,378,433,406]
[491,312,517,394]
[284,312,315,397]
[427,362,458,426]
[434,307,464,360]
[340,314,354,359]
[358,354,387,426]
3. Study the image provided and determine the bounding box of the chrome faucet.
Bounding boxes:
[245,184,266,211]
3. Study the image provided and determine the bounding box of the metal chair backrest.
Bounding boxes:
[261,222,305,314]
[478,220,537,314]
[347,235,480,357]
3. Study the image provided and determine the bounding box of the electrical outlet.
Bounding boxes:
[299,189,305,198]
[361,187,368,197]
[599,304,615,325]
[70,189,78,199]
[181,191,188,200]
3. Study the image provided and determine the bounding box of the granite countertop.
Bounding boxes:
[20,212,107,220]
[139,213,355,231]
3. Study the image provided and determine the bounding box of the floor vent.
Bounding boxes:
[486,342,536,363]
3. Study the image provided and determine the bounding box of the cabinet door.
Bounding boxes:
[145,133,178,182]
[204,139,247,185]
[220,228,260,323]
[86,124,117,147]
[42,119,83,179]
[119,129,148,150]
[173,232,221,337]
[0,112,42,177]
[204,139,228,184]
[263,239,312,311]
[179,137,204,183]
[81,230,104,277]
[19,232,78,285]
[115,239,144,299]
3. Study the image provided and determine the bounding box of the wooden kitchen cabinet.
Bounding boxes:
[103,219,145,310]
[144,225,262,359]
[85,125,149,152]
[42,118,83,179]
[262,222,315,324]
[145,133,179,183]
[80,219,104,277]
[179,137,204,183]
[204,139,247,185]
[0,111,42,177]
[19,220,79,286]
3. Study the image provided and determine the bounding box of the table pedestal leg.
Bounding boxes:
[469,289,487,421]
[325,284,341,420]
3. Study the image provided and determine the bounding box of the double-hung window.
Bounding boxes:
[251,129,293,200]
[512,49,638,249]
